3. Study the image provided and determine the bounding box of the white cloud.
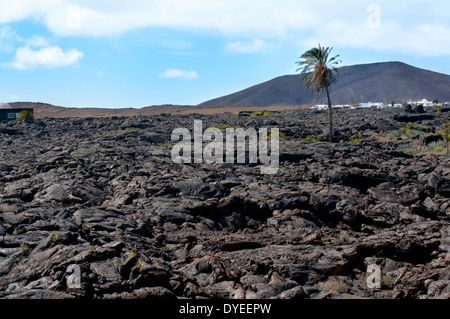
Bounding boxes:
[0,26,22,52]
[0,0,325,37]
[310,20,450,57]
[0,27,52,52]
[0,0,59,26]
[28,0,313,36]
[24,35,50,48]
[224,39,268,54]
[1,1,450,57]
[159,68,199,80]
[6,45,84,70]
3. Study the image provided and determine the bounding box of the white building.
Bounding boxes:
[309,104,328,111]
[407,99,434,107]
[358,102,386,109]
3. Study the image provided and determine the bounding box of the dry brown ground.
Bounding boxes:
[31,104,308,118]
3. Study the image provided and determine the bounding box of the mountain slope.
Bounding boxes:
[200,62,450,107]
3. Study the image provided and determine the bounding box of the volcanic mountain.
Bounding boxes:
[199,61,450,107]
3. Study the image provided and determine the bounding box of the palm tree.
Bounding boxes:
[296,44,341,142]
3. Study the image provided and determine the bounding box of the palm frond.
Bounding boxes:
[295,44,341,97]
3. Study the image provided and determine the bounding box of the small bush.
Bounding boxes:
[372,132,396,143]
[16,110,34,123]
[398,147,419,156]
[136,257,144,270]
[206,125,237,130]
[261,130,285,138]
[428,141,439,150]
[315,276,353,295]
[435,123,450,140]
[349,134,365,143]
[393,123,424,139]
[432,146,445,153]
[435,122,450,154]
[303,136,321,142]
[269,131,285,138]
[415,130,425,136]
[405,123,423,131]
[20,242,31,255]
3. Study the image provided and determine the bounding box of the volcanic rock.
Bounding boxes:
[0,107,449,300]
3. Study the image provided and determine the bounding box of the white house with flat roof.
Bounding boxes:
[359,102,387,108]
[309,104,328,110]
[407,99,434,107]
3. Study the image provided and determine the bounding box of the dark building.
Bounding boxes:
[0,103,33,121]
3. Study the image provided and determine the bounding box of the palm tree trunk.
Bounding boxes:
[325,86,333,142]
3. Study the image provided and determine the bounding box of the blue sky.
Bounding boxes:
[0,0,449,108]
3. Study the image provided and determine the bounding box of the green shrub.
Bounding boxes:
[435,124,450,141]
[303,136,321,142]
[405,123,423,131]
[269,131,285,138]
[20,242,31,255]
[136,257,144,269]
[349,134,365,143]
[432,146,445,153]
[393,123,424,138]
[398,147,419,156]
[206,125,237,130]
[428,141,439,150]
[16,110,34,123]
[435,122,450,154]
[253,111,271,116]
[415,130,425,136]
